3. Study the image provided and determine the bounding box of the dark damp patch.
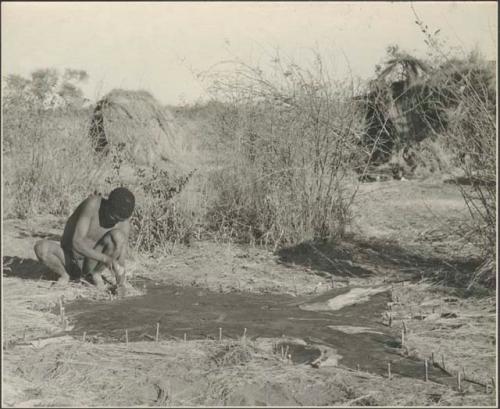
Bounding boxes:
[65,284,458,384]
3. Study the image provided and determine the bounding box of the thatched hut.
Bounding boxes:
[357,53,496,178]
[89,89,182,168]
[355,54,448,177]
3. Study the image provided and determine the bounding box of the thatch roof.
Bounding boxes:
[353,54,448,172]
[89,89,182,168]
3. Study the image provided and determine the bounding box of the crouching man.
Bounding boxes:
[34,187,135,290]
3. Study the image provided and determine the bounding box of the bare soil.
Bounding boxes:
[2,177,496,406]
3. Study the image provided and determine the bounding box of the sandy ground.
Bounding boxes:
[2,177,497,406]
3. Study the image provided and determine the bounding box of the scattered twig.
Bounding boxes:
[462,375,490,388]
[432,357,452,377]
[125,350,172,357]
[58,297,65,325]
[344,394,373,406]
[79,278,93,287]
[55,359,130,372]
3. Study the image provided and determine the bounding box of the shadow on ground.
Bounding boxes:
[2,256,58,281]
[443,176,496,188]
[277,235,482,286]
[277,239,376,279]
[16,229,61,242]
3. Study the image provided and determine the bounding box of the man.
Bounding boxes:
[34,187,135,290]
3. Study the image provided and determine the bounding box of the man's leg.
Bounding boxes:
[82,229,126,289]
[34,240,71,284]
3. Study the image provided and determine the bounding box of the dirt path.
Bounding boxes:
[2,179,496,406]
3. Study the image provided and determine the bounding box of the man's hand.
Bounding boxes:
[113,262,127,287]
[102,254,115,271]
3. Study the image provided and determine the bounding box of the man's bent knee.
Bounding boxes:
[34,240,49,262]
[109,229,126,247]
[100,229,125,247]
[101,229,126,256]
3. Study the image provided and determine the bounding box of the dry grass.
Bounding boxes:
[2,107,105,219]
[1,276,122,348]
[5,335,489,407]
[3,269,495,407]
[389,282,496,391]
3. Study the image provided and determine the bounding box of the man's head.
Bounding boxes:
[106,187,135,222]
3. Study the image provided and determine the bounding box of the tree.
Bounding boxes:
[2,67,89,111]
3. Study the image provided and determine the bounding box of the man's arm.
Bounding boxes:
[113,221,130,286]
[72,198,112,265]
[115,221,130,266]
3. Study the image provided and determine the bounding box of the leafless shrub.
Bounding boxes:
[200,53,365,248]
[412,12,497,287]
[438,60,496,288]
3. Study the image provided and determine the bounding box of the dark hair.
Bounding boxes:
[107,187,135,219]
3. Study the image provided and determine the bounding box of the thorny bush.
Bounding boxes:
[201,54,365,248]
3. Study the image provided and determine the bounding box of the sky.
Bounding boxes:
[2,1,497,105]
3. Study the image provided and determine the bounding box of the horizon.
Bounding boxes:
[2,1,497,106]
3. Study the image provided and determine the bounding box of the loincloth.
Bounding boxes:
[62,248,85,278]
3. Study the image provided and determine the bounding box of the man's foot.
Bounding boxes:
[52,274,70,287]
[92,274,106,291]
[116,285,128,297]
[113,263,127,287]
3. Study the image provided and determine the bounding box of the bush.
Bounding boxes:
[414,16,496,287]
[129,165,198,253]
[2,106,103,218]
[201,55,364,248]
[2,69,106,218]
[437,57,496,287]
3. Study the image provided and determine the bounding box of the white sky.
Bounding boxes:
[2,1,497,105]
